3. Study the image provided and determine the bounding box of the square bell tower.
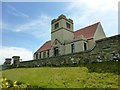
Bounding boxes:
[51,14,74,45]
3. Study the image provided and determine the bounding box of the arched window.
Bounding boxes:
[84,42,87,51]
[54,47,59,56]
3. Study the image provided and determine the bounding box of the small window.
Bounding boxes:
[36,53,38,59]
[66,22,71,29]
[39,52,41,59]
[43,52,46,58]
[54,23,59,29]
[47,50,49,57]
[84,42,87,51]
[71,44,75,53]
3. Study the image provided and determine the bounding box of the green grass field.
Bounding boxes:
[2,61,120,88]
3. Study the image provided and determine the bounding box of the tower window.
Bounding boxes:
[54,23,59,29]
[71,44,75,53]
[66,22,71,29]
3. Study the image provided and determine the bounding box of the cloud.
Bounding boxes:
[7,5,29,18]
[3,1,118,39]
[15,14,50,31]
[0,46,33,64]
[2,13,52,40]
[67,0,118,12]
[65,0,118,37]
[14,14,51,39]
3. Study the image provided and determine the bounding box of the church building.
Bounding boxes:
[34,14,106,59]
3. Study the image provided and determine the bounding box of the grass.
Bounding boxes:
[2,61,120,88]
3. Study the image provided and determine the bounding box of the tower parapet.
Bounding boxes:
[51,14,73,24]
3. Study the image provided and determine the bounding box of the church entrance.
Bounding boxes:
[54,47,59,56]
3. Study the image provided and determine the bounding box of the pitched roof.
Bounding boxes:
[36,41,51,53]
[36,22,99,53]
[74,22,99,39]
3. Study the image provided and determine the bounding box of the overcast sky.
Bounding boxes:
[0,0,119,64]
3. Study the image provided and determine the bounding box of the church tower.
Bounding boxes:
[51,14,74,44]
[51,14,74,56]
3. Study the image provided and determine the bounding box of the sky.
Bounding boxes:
[0,0,119,64]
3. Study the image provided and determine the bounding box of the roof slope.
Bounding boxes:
[36,22,99,53]
[36,41,51,53]
[74,22,99,39]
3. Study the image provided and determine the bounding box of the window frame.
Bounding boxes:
[71,43,75,53]
[66,22,71,29]
[43,52,46,58]
[54,47,59,56]
[39,52,41,59]
[47,50,49,58]
[36,53,38,59]
[54,23,59,29]
[84,42,87,51]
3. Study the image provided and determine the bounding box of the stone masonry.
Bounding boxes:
[18,34,120,67]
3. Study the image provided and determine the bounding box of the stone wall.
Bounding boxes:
[19,34,120,67]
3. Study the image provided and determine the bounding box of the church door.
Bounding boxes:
[54,47,59,56]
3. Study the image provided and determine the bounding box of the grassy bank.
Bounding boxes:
[2,61,120,88]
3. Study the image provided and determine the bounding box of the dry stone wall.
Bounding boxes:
[19,34,120,67]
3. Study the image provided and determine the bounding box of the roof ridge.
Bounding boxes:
[74,22,99,39]
[75,22,100,32]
